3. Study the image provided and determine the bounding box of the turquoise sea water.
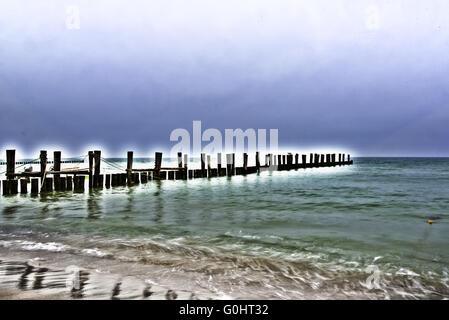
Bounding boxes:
[0,158,448,299]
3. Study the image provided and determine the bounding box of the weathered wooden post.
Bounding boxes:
[67,176,73,191]
[217,153,222,171]
[60,177,66,191]
[338,153,342,164]
[302,154,307,167]
[105,174,111,188]
[127,151,133,185]
[154,152,162,180]
[200,153,206,178]
[54,151,62,191]
[326,154,330,164]
[321,154,325,165]
[278,155,282,169]
[226,154,232,177]
[88,151,94,189]
[232,153,236,175]
[177,152,183,169]
[243,153,248,173]
[94,150,101,187]
[348,154,351,162]
[9,180,18,194]
[332,154,336,165]
[40,150,47,179]
[256,152,260,173]
[168,171,175,180]
[184,154,188,170]
[2,180,9,195]
[310,153,313,164]
[207,155,211,177]
[6,150,15,179]
[20,179,27,194]
[342,154,345,163]
[44,178,53,192]
[314,154,319,165]
[31,178,39,195]
[295,154,299,167]
[74,176,85,192]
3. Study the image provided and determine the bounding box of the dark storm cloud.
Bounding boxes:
[1,0,448,157]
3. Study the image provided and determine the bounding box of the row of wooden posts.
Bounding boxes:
[1,149,352,196]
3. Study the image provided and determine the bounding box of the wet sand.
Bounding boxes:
[0,248,218,300]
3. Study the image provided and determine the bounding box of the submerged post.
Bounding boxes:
[94,150,101,187]
[217,153,222,171]
[31,178,39,195]
[6,150,15,179]
[127,151,133,185]
[226,154,232,177]
[54,151,61,191]
[40,150,47,179]
[256,152,260,172]
[207,155,211,177]
[200,153,206,177]
[154,152,162,180]
[243,153,248,172]
[88,151,94,189]
[20,179,27,194]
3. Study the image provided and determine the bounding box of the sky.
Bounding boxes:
[0,0,448,157]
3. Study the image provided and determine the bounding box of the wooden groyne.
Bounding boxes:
[0,149,353,196]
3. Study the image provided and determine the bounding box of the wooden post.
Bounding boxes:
[314,154,319,165]
[310,153,313,164]
[200,153,206,177]
[31,178,39,195]
[348,154,351,162]
[40,150,47,179]
[9,180,18,194]
[43,178,53,192]
[105,174,111,188]
[127,151,133,185]
[256,152,260,172]
[342,154,345,163]
[2,180,9,195]
[207,155,211,177]
[153,152,162,180]
[321,154,325,165]
[338,153,342,163]
[67,176,73,191]
[302,154,307,167]
[243,153,248,172]
[54,151,61,176]
[226,154,232,177]
[88,151,94,189]
[295,154,299,167]
[54,151,61,192]
[94,150,101,187]
[111,174,117,187]
[332,154,336,165]
[232,153,235,175]
[216,153,221,171]
[20,179,27,194]
[177,152,183,168]
[75,176,85,192]
[140,172,147,183]
[278,155,282,168]
[60,177,66,191]
[184,154,188,170]
[6,150,15,179]
[168,171,175,180]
